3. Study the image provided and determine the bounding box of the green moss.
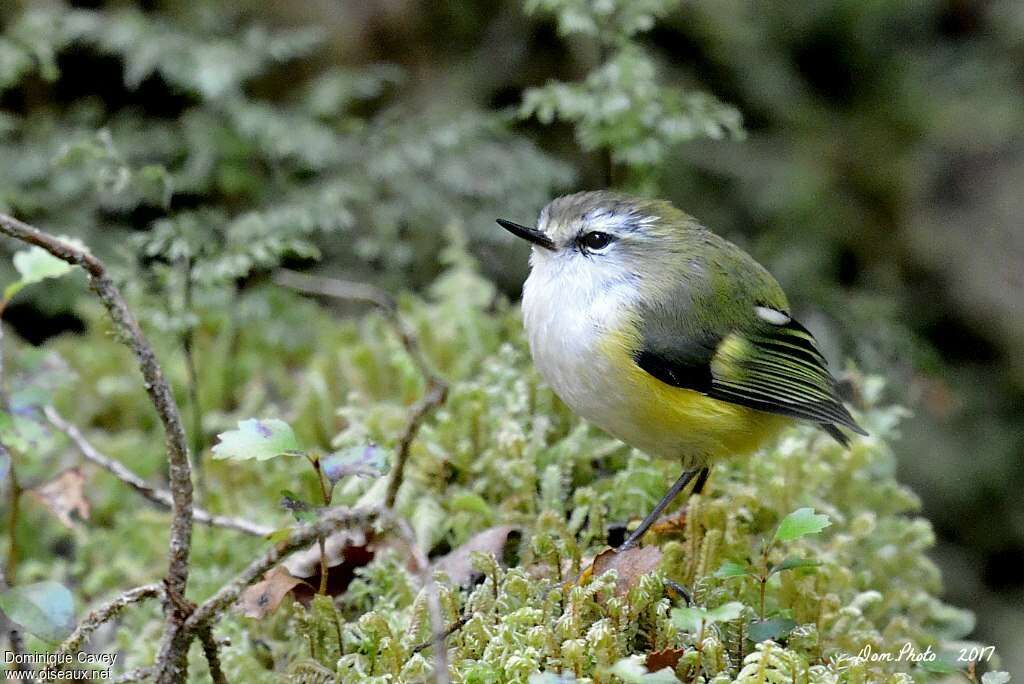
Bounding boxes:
[7,251,988,683]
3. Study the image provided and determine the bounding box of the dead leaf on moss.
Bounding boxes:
[645,646,687,672]
[31,467,90,529]
[283,527,377,603]
[240,566,305,618]
[433,525,519,586]
[587,545,663,596]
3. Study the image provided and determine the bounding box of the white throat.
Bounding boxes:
[521,248,638,430]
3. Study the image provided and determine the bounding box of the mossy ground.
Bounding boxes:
[6,250,994,683]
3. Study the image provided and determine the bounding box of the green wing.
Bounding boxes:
[711,316,864,434]
[635,310,865,445]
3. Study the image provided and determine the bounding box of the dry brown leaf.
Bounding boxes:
[282,527,377,603]
[589,545,663,596]
[239,566,305,619]
[284,527,369,578]
[30,467,90,529]
[433,525,519,586]
[645,646,687,672]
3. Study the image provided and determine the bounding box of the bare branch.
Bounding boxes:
[385,379,448,508]
[0,320,31,679]
[184,506,390,632]
[44,406,273,537]
[273,268,397,312]
[45,584,162,673]
[111,667,155,683]
[273,268,440,388]
[0,214,195,682]
[0,563,32,678]
[197,626,228,684]
[273,268,449,509]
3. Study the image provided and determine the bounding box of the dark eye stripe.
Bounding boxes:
[579,231,614,251]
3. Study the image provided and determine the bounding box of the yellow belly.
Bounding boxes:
[598,331,790,467]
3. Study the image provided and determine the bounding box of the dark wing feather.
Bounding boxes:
[635,314,866,445]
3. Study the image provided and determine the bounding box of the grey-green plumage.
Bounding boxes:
[629,216,865,445]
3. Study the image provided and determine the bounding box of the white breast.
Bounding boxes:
[521,253,637,435]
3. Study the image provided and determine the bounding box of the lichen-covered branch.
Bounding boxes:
[197,626,228,684]
[45,584,163,673]
[184,506,390,632]
[0,214,195,682]
[44,406,272,537]
[273,268,449,508]
[110,667,155,683]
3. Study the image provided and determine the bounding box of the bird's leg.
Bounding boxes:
[618,466,709,552]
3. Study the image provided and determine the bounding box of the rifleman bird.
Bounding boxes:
[498,191,865,552]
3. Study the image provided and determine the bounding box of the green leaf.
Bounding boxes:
[982,672,1011,684]
[773,507,831,543]
[769,556,821,577]
[0,581,75,643]
[670,601,744,632]
[12,246,74,286]
[320,444,389,485]
[747,617,796,643]
[212,419,303,461]
[608,655,680,683]
[715,560,752,578]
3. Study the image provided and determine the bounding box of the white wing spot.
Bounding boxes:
[755,305,791,325]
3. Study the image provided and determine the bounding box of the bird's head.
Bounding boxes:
[497,191,700,293]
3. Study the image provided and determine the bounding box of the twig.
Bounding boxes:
[3,457,20,585]
[0,320,31,679]
[273,269,450,508]
[110,667,155,683]
[184,506,390,632]
[178,506,446,682]
[411,612,471,654]
[273,268,439,389]
[45,584,162,673]
[0,564,32,678]
[181,255,205,501]
[197,626,228,684]
[385,379,448,508]
[44,406,273,537]
[0,214,195,683]
[273,269,450,682]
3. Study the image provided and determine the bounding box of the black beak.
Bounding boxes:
[496,218,556,251]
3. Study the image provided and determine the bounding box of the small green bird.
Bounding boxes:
[498,191,865,551]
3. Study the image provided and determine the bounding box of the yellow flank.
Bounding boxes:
[599,325,790,467]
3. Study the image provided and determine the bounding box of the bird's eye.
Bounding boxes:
[580,231,614,251]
